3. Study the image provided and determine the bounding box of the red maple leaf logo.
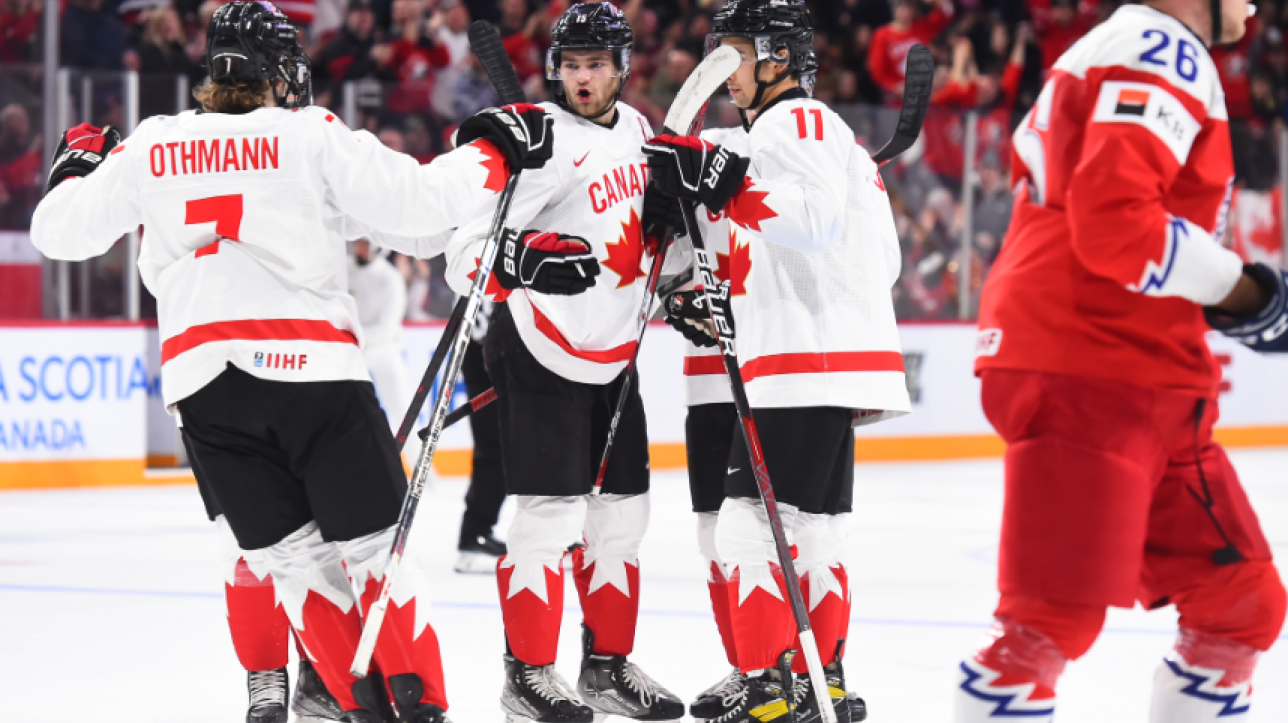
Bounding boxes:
[470,139,510,193]
[602,207,647,289]
[468,257,511,302]
[726,177,777,232]
[715,229,751,296]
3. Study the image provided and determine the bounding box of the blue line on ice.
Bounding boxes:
[2,582,1280,640]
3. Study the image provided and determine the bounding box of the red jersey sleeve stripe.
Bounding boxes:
[161,318,358,363]
[530,305,638,364]
[741,351,906,383]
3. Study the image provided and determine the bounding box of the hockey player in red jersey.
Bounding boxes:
[30,3,557,722]
[959,0,1288,720]
[443,4,686,722]
[645,1,910,722]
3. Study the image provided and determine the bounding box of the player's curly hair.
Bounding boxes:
[193,77,270,114]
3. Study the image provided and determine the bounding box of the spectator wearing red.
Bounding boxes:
[0,0,40,63]
[498,0,544,82]
[315,0,398,88]
[0,104,41,230]
[382,0,452,114]
[923,28,1027,190]
[1030,0,1096,71]
[1212,14,1256,120]
[868,0,955,100]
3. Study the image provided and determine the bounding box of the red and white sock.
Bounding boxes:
[217,516,290,672]
[344,528,448,712]
[1149,628,1258,722]
[954,618,1064,722]
[574,493,648,656]
[498,496,586,666]
[697,512,738,666]
[258,522,365,712]
[716,498,798,673]
[791,512,849,673]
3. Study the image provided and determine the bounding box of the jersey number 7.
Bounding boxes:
[188,194,244,257]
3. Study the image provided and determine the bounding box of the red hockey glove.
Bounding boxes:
[493,228,601,295]
[457,103,554,172]
[643,134,748,214]
[47,123,121,193]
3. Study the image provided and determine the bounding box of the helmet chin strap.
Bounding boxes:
[738,59,791,130]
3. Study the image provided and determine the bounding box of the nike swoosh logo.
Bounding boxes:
[727,467,740,475]
[574,151,590,167]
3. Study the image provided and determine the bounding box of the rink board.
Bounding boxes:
[2,321,1286,488]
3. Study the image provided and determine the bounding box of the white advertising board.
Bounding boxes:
[0,325,148,462]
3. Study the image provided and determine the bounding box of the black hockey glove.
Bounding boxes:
[663,286,734,348]
[1204,263,1288,353]
[47,123,121,193]
[643,134,749,214]
[494,228,601,296]
[457,103,554,172]
[642,184,687,245]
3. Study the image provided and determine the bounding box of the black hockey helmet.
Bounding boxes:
[547,2,633,116]
[205,1,312,109]
[705,0,816,108]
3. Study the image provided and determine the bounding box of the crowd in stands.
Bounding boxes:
[2,0,1287,320]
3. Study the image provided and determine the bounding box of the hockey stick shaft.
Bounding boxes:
[590,239,669,494]
[394,297,467,448]
[353,20,525,678]
[680,199,835,723]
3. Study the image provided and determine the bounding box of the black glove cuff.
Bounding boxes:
[703,154,750,214]
[457,114,519,171]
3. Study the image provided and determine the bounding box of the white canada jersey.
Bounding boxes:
[32,106,507,406]
[686,96,910,417]
[446,102,684,385]
[348,255,407,353]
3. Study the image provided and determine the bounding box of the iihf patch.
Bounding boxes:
[1114,88,1150,116]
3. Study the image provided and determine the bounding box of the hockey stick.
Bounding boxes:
[656,44,836,723]
[590,48,739,495]
[394,298,466,449]
[351,19,527,678]
[872,44,932,166]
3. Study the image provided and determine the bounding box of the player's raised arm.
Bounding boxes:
[31,123,142,261]
[1063,39,1243,305]
[316,102,554,239]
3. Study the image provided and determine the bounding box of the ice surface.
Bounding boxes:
[0,450,1285,722]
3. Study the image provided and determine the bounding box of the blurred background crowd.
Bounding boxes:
[2,0,1287,321]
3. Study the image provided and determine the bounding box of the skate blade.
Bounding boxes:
[454,550,500,574]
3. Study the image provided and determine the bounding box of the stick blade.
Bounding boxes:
[662,45,741,134]
[469,20,526,105]
[873,44,933,164]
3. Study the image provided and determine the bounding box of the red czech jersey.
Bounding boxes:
[976,4,1246,396]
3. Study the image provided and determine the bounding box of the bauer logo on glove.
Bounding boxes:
[643,134,749,215]
[494,228,601,296]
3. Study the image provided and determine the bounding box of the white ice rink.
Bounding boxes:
[1,450,1285,723]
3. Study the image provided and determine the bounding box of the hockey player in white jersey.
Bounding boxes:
[29,3,556,722]
[348,238,414,455]
[443,4,685,722]
[644,1,910,721]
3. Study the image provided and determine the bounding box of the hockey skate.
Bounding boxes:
[695,655,794,723]
[576,625,684,720]
[455,531,507,574]
[791,659,852,723]
[689,668,748,720]
[292,658,346,721]
[502,652,594,723]
[246,667,289,723]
